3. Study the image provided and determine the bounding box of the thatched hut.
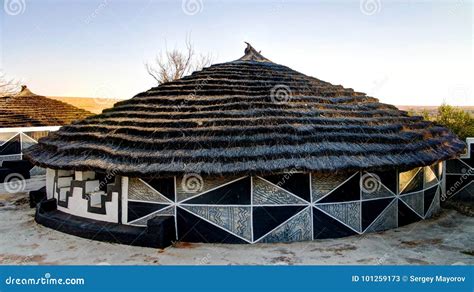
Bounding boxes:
[25,44,465,247]
[0,86,91,181]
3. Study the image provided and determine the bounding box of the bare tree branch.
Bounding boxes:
[145,37,213,85]
[0,73,21,97]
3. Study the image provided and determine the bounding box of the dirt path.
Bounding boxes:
[0,193,473,265]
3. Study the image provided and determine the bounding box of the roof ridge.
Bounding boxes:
[237,42,272,62]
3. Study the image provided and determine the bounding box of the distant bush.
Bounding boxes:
[420,104,474,141]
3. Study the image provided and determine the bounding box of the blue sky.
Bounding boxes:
[1,0,472,105]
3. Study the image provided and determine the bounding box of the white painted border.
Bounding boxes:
[460,138,473,159]
[0,126,60,133]
[136,178,174,204]
[313,172,359,204]
[179,176,247,204]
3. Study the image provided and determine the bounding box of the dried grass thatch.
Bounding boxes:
[0,86,92,127]
[25,44,465,176]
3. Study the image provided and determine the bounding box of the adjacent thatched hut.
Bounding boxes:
[26,44,465,247]
[0,86,92,180]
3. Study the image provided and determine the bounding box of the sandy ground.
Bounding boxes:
[0,192,473,265]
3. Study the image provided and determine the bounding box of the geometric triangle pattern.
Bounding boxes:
[317,173,360,203]
[399,167,424,195]
[176,208,248,244]
[445,159,471,175]
[128,178,172,203]
[129,205,175,226]
[0,134,21,155]
[0,132,17,146]
[361,198,394,231]
[313,207,357,239]
[261,173,311,202]
[423,166,438,189]
[312,172,357,203]
[127,201,169,222]
[20,133,38,150]
[400,191,424,217]
[120,162,445,243]
[183,177,251,205]
[361,180,395,200]
[258,207,312,243]
[424,187,441,219]
[179,205,252,241]
[252,206,306,241]
[316,201,361,232]
[398,198,423,227]
[253,177,307,205]
[423,185,438,216]
[365,199,398,233]
[175,175,241,202]
[143,177,175,203]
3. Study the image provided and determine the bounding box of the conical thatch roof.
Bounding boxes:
[25,44,465,176]
[0,85,92,128]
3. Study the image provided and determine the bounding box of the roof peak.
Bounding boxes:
[16,85,38,97]
[237,42,272,62]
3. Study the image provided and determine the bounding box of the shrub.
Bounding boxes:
[424,104,474,141]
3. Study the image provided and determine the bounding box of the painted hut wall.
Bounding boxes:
[43,163,444,244]
[0,126,59,164]
[50,169,120,223]
[46,168,55,199]
[121,176,129,224]
[445,138,474,201]
[117,164,443,244]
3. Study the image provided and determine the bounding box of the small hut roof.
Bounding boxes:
[0,86,92,128]
[25,44,465,176]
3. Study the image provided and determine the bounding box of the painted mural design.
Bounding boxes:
[48,162,444,245]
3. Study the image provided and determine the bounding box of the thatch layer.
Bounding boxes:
[25,45,465,176]
[0,86,92,127]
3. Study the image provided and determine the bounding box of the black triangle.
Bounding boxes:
[361,198,393,230]
[401,169,424,194]
[253,206,306,240]
[177,207,247,244]
[0,134,20,155]
[313,207,357,239]
[144,177,175,202]
[446,159,471,174]
[370,170,397,194]
[127,201,168,222]
[185,177,251,205]
[318,173,360,203]
[262,173,310,202]
[398,199,422,227]
[424,185,438,215]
